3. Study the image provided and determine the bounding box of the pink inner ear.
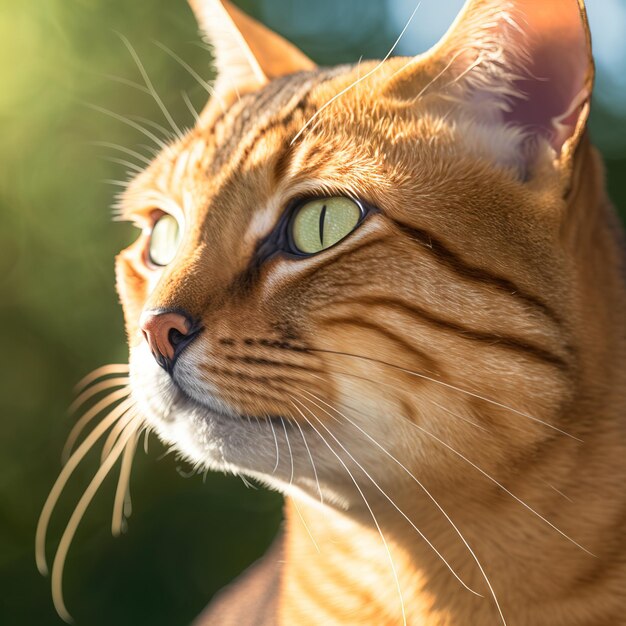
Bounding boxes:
[500,1,591,153]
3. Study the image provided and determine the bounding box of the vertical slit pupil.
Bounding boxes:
[319,204,327,247]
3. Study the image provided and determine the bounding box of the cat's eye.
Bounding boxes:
[290,197,363,255]
[148,213,181,267]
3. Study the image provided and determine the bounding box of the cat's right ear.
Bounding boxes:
[188,0,315,106]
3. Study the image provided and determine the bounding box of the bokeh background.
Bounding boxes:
[1,0,624,624]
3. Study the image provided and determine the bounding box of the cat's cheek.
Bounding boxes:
[115,247,152,339]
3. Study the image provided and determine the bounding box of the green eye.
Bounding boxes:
[149,214,181,266]
[291,197,362,255]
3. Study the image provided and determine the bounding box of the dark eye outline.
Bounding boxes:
[259,196,371,261]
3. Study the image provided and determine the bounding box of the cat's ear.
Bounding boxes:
[387,0,594,165]
[188,0,315,96]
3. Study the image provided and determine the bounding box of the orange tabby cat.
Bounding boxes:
[38,0,626,624]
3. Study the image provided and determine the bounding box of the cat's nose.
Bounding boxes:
[139,309,199,372]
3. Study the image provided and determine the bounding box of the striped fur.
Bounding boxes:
[111,1,626,624]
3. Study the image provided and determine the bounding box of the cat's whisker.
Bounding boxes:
[36,402,136,576]
[268,414,280,474]
[189,40,242,105]
[112,425,141,537]
[408,421,595,557]
[74,364,130,394]
[290,392,482,599]
[281,415,320,551]
[152,40,227,115]
[118,33,184,140]
[539,479,574,504]
[288,397,407,626]
[280,417,295,487]
[100,73,151,95]
[292,415,324,505]
[290,1,422,146]
[50,421,142,623]
[127,114,177,142]
[137,143,161,158]
[426,397,488,432]
[63,391,132,463]
[101,156,145,174]
[306,372,590,557]
[89,142,153,168]
[87,103,169,150]
[296,388,508,625]
[69,376,130,415]
[143,428,151,455]
[309,369,486,433]
[182,91,200,123]
[100,404,141,465]
[311,348,582,441]
[102,179,131,188]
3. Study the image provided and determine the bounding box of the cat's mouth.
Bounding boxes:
[129,342,300,476]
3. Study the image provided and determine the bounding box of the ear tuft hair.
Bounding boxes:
[387,0,594,166]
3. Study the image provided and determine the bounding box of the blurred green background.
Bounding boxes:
[0,0,624,624]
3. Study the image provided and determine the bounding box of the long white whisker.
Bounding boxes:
[50,422,141,622]
[101,73,151,95]
[127,114,176,141]
[181,91,200,123]
[63,392,132,463]
[290,393,481,598]
[101,156,144,174]
[316,349,581,441]
[153,40,226,114]
[268,416,280,473]
[118,33,184,139]
[289,398,407,626]
[310,369,486,432]
[290,1,422,146]
[74,364,130,394]
[280,417,295,487]
[36,403,135,575]
[100,404,139,463]
[87,104,169,150]
[69,377,129,415]
[281,416,321,554]
[410,421,595,557]
[112,425,141,537]
[299,389,508,623]
[292,417,324,505]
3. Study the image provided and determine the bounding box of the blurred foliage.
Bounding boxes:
[0,1,624,625]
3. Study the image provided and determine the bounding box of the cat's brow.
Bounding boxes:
[205,66,350,180]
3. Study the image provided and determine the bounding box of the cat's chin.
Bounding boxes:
[127,343,349,506]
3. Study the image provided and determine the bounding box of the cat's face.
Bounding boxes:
[117,0,592,510]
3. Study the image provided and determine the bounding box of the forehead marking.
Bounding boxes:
[206,66,351,181]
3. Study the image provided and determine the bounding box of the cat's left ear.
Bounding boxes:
[386,0,594,168]
[188,0,315,99]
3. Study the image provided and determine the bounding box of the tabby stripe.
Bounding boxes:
[221,98,314,179]
[225,355,325,375]
[294,236,391,285]
[202,364,313,388]
[321,315,441,375]
[344,296,569,370]
[389,218,562,325]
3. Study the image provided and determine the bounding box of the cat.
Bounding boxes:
[38,0,626,624]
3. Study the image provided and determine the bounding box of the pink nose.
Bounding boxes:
[140,310,194,370]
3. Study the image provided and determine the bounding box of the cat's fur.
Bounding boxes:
[112,0,625,624]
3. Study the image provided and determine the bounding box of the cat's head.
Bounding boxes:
[118,0,596,507]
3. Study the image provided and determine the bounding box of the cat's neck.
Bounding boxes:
[280,425,626,626]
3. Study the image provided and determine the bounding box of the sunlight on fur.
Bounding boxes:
[37,0,626,624]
